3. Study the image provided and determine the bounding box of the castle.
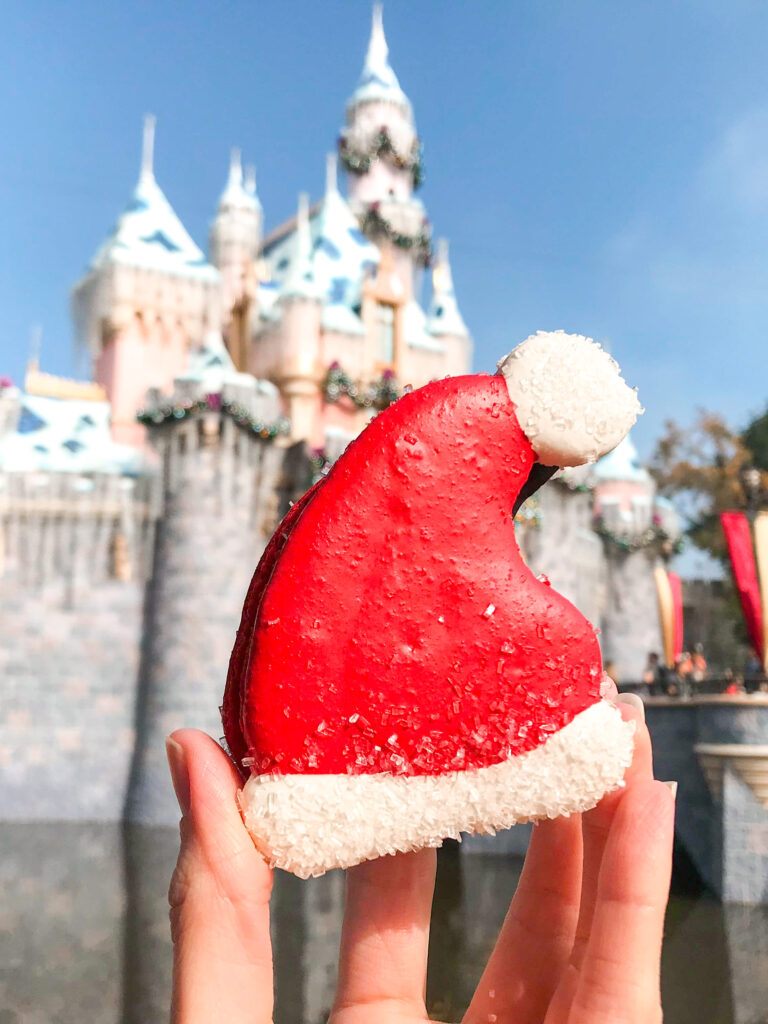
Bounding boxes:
[0,7,675,827]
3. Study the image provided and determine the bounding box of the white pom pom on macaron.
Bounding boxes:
[497,330,642,467]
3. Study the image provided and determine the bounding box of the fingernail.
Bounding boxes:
[663,780,678,800]
[617,692,646,720]
[599,672,615,699]
[166,736,191,817]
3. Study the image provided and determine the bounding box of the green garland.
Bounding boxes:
[322,363,400,410]
[555,474,592,494]
[360,206,432,265]
[339,129,424,190]
[136,394,291,440]
[594,518,684,555]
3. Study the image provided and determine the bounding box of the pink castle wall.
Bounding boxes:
[95,314,188,446]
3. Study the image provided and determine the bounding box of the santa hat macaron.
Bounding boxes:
[223,331,641,878]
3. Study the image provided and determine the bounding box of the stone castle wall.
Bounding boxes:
[600,546,663,682]
[0,471,157,819]
[125,399,311,824]
[521,480,663,681]
[646,699,768,904]
[522,482,607,629]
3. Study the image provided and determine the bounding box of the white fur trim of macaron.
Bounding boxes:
[238,700,634,878]
[497,330,642,467]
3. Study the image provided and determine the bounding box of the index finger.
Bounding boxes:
[569,778,674,1024]
[331,848,436,1024]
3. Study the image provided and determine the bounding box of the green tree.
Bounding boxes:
[742,405,768,472]
[651,410,768,564]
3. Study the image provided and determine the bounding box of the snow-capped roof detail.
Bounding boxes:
[403,300,445,353]
[88,116,217,281]
[593,433,652,485]
[280,194,324,302]
[427,239,469,339]
[0,393,144,475]
[218,148,261,213]
[322,303,366,336]
[176,331,259,391]
[347,5,412,116]
[263,165,379,328]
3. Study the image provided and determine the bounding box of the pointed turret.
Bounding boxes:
[347,3,412,115]
[325,151,339,197]
[216,148,262,216]
[593,432,656,534]
[140,113,156,184]
[427,240,469,339]
[71,117,220,445]
[81,115,217,280]
[341,7,430,283]
[245,164,258,199]
[277,194,324,442]
[280,193,322,303]
[210,148,263,371]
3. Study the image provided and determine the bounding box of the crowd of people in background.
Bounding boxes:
[608,646,768,698]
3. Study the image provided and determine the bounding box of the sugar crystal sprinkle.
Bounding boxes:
[238,702,634,878]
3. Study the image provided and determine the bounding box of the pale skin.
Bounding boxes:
[165,692,674,1024]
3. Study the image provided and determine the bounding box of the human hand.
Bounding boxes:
[165,695,673,1024]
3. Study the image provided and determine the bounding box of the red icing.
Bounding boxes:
[225,375,602,777]
[222,481,324,774]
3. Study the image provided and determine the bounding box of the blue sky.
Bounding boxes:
[2,0,768,466]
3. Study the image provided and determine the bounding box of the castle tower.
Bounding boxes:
[592,434,666,678]
[340,5,430,294]
[210,149,262,372]
[71,116,220,446]
[124,343,309,823]
[276,193,324,442]
[427,239,473,377]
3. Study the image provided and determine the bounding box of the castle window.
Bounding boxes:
[329,277,348,304]
[18,407,46,434]
[141,230,180,253]
[375,302,395,364]
[316,237,341,260]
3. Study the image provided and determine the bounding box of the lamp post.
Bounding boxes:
[740,464,763,519]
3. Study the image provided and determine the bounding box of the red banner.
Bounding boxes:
[721,511,764,662]
[667,572,684,663]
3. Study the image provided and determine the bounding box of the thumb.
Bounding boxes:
[166,729,274,1024]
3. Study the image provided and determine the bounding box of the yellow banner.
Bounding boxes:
[754,511,768,672]
[654,565,675,669]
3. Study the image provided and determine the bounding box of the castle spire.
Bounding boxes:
[217,147,261,212]
[140,114,156,184]
[27,324,42,375]
[228,147,244,188]
[347,4,411,114]
[281,193,322,302]
[365,4,389,80]
[427,238,469,338]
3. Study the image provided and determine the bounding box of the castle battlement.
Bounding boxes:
[0,469,158,593]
